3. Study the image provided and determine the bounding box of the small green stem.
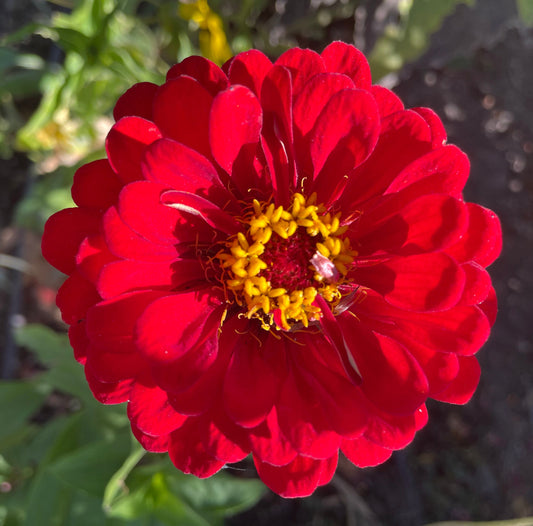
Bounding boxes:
[102,440,146,512]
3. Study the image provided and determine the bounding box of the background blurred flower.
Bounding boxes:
[179,0,232,65]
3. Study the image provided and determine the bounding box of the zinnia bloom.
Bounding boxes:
[42,43,501,498]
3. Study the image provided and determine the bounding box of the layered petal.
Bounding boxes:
[254,453,338,498]
[135,289,224,364]
[354,252,465,312]
[166,55,228,95]
[42,208,101,275]
[153,76,213,158]
[223,333,286,428]
[106,116,162,183]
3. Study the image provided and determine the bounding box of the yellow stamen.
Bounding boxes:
[216,193,357,331]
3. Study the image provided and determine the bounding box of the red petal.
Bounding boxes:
[338,319,429,415]
[167,319,238,415]
[84,367,133,405]
[97,258,204,299]
[277,369,341,459]
[447,203,502,267]
[254,454,336,498]
[317,453,338,487]
[249,408,298,466]
[309,89,379,181]
[141,138,230,203]
[432,356,481,404]
[363,405,425,450]
[130,422,169,453]
[227,49,273,96]
[85,345,145,383]
[167,360,222,416]
[355,252,465,312]
[316,294,363,385]
[293,72,355,141]
[296,342,368,438]
[458,262,492,306]
[86,290,164,353]
[223,333,286,428]
[413,107,447,148]
[72,159,122,209]
[76,234,116,284]
[151,340,219,395]
[161,190,240,235]
[209,85,262,178]
[341,110,432,210]
[202,408,250,463]
[127,382,187,436]
[168,418,225,478]
[105,116,162,184]
[359,292,491,357]
[113,82,159,121]
[118,181,214,244]
[69,322,88,364]
[321,41,371,89]
[406,344,460,396]
[56,271,101,325]
[102,206,177,262]
[478,286,497,327]
[135,289,224,364]
[385,145,469,198]
[370,85,404,118]
[355,194,468,256]
[42,208,101,275]
[260,65,295,205]
[341,436,393,467]
[153,76,213,158]
[275,48,326,96]
[166,56,228,95]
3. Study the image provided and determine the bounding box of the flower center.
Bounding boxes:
[217,193,356,331]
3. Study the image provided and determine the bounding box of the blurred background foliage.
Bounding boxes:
[0,0,532,525]
[1,0,485,230]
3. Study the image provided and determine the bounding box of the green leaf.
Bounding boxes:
[517,0,533,26]
[108,471,211,526]
[48,430,132,497]
[0,70,45,99]
[0,382,47,444]
[23,470,73,526]
[106,456,264,526]
[168,470,266,520]
[15,324,91,403]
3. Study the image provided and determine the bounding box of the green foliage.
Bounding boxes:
[15,0,166,155]
[14,165,76,233]
[369,0,475,80]
[0,324,265,526]
[517,0,533,27]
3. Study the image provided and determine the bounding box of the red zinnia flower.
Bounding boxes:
[42,43,501,498]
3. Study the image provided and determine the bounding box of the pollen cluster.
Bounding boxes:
[217,193,355,331]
